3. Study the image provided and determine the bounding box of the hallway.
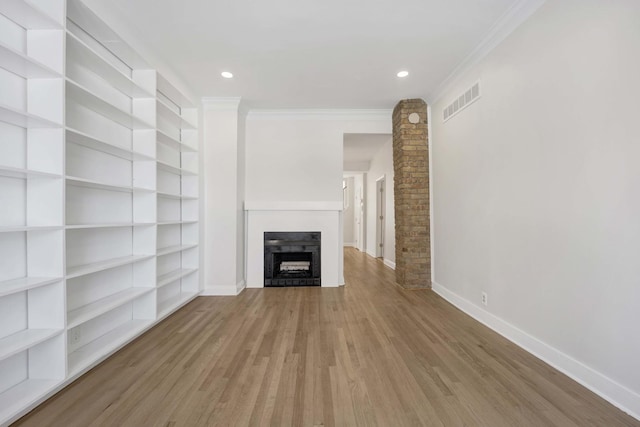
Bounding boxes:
[16,248,638,426]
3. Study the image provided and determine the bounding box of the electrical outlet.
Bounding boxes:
[481,292,488,306]
[71,328,81,344]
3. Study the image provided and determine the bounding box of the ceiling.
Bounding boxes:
[344,134,392,170]
[86,0,520,109]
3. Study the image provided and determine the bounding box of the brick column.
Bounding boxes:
[392,99,431,289]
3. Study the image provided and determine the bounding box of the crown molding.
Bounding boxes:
[201,97,242,111]
[245,201,343,211]
[238,102,251,118]
[428,0,547,104]
[246,109,392,121]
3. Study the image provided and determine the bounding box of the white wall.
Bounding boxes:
[431,0,640,417]
[342,176,355,245]
[246,116,341,203]
[202,98,245,295]
[245,111,391,203]
[236,108,247,288]
[365,138,395,267]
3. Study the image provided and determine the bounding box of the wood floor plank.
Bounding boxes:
[14,248,640,426]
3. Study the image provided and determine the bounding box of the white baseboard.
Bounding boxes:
[201,284,241,296]
[364,251,395,270]
[236,280,246,294]
[432,281,640,421]
[343,242,356,247]
[322,282,340,288]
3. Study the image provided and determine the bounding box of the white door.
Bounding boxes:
[358,176,366,252]
[375,177,385,258]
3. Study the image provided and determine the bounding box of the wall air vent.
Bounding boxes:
[443,81,481,122]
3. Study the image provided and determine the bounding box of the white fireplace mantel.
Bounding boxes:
[245,201,344,288]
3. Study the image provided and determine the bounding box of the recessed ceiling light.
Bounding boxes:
[397,70,409,78]
[221,71,233,79]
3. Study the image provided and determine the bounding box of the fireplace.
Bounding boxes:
[264,231,321,286]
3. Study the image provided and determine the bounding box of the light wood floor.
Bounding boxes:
[16,248,639,426]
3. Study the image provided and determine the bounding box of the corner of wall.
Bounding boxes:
[427,0,547,104]
[236,280,246,294]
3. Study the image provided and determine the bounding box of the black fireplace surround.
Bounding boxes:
[264,232,321,286]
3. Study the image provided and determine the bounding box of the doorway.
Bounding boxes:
[342,173,366,252]
[342,133,392,261]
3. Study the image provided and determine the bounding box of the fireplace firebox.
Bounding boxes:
[264,232,320,286]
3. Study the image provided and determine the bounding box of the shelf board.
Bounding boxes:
[0,329,62,362]
[66,128,154,161]
[0,42,61,78]
[67,287,153,329]
[156,191,198,201]
[157,268,198,288]
[156,99,196,130]
[157,160,197,176]
[0,225,61,233]
[0,0,62,29]
[158,291,198,319]
[68,318,152,378]
[156,191,181,200]
[0,103,62,129]
[66,254,154,279]
[66,32,153,98]
[0,277,61,298]
[65,222,154,230]
[157,74,195,108]
[157,220,198,226]
[66,175,154,194]
[0,379,60,426]
[156,244,198,257]
[157,220,181,226]
[66,79,154,130]
[67,0,150,71]
[156,130,197,152]
[0,166,62,179]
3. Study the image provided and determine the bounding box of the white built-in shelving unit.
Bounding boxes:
[0,1,200,424]
[0,0,66,424]
[155,74,200,319]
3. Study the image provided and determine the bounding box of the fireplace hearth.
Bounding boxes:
[264,232,320,286]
